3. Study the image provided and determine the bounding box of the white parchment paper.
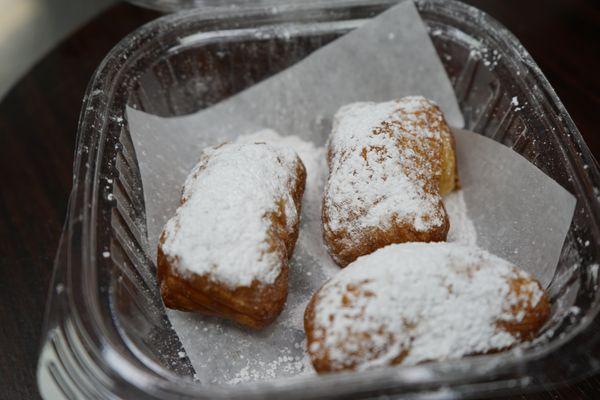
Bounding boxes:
[452,128,576,287]
[125,0,576,385]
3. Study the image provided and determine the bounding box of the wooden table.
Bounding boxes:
[0,1,597,399]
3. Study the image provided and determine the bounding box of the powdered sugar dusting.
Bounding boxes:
[161,141,301,288]
[226,341,314,385]
[308,243,543,370]
[236,130,338,279]
[323,96,450,250]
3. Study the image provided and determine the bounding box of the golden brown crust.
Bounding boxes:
[322,229,449,269]
[303,294,332,373]
[322,98,458,267]
[158,147,306,330]
[439,124,460,195]
[158,242,289,329]
[498,277,551,340]
[304,283,410,373]
[322,205,450,268]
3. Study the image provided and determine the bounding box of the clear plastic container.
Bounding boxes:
[126,0,282,12]
[37,0,600,398]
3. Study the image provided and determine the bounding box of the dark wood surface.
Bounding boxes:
[0,1,597,399]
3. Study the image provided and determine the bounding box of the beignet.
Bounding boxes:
[322,96,458,266]
[158,142,306,329]
[304,243,550,373]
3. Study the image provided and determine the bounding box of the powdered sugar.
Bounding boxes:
[161,141,301,288]
[308,243,543,370]
[323,97,450,249]
[236,130,338,279]
[226,341,313,385]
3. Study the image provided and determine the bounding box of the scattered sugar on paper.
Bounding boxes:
[227,340,314,385]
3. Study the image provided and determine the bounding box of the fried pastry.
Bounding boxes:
[158,141,306,329]
[304,243,550,373]
[322,96,459,266]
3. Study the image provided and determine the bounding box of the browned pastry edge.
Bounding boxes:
[498,276,551,340]
[158,244,289,330]
[443,127,461,194]
[304,270,551,373]
[303,293,327,372]
[322,203,450,268]
[303,284,411,373]
[158,151,306,330]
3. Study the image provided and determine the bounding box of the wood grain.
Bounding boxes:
[0,1,597,399]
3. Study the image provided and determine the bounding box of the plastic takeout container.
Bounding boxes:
[37,0,600,398]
